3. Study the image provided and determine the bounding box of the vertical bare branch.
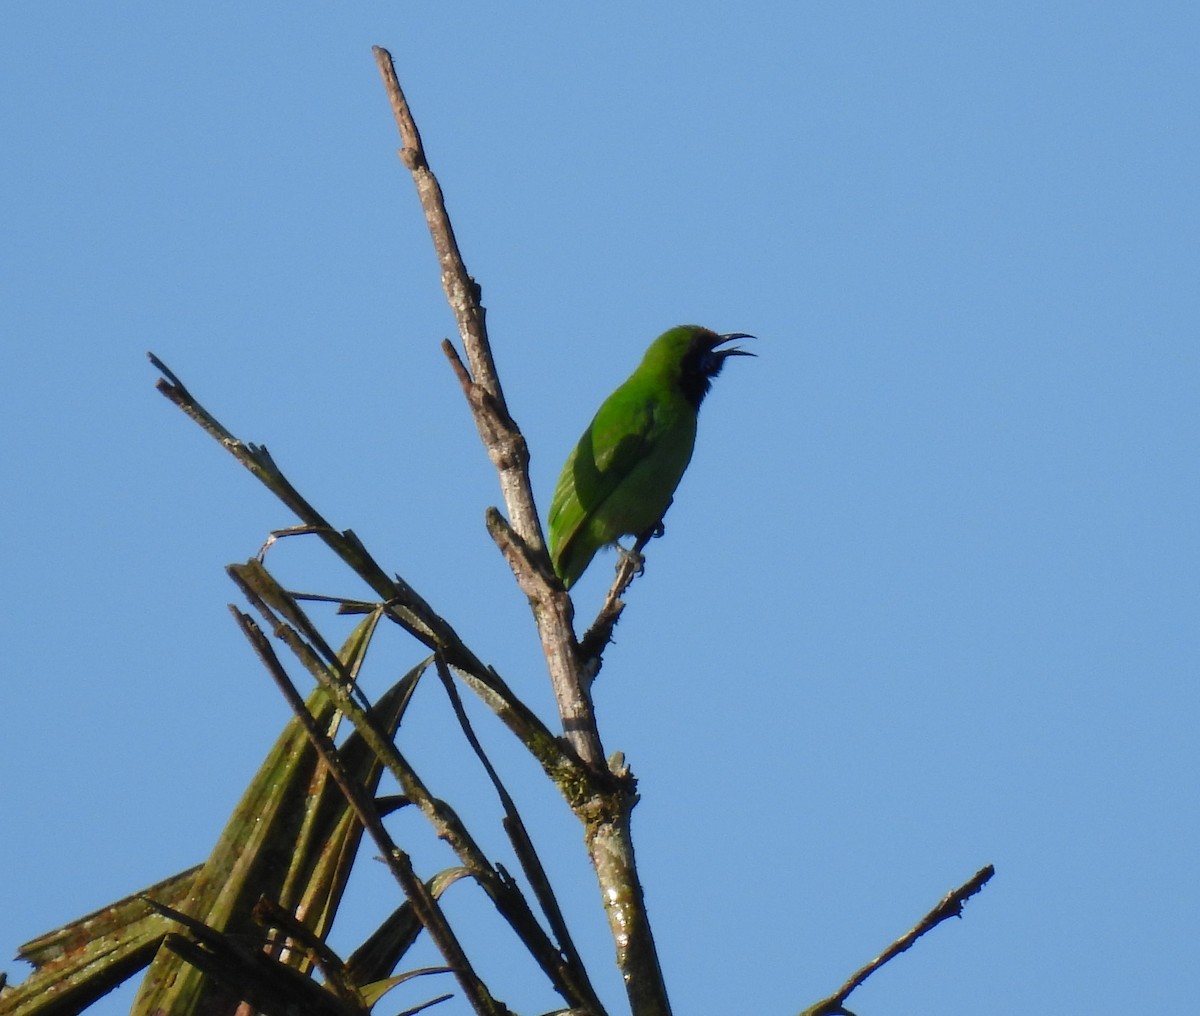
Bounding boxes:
[372,47,537,549]
[371,47,675,1015]
[372,46,603,769]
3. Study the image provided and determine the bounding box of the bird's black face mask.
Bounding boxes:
[683,331,756,408]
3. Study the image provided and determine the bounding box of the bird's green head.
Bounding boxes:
[642,325,756,409]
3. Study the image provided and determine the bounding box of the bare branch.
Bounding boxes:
[373,46,538,551]
[372,54,502,411]
[151,356,582,784]
[371,46,674,1015]
[798,865,995,1016]
[371,47,606,773]
[576,529,657,680]
[484,508,600,745]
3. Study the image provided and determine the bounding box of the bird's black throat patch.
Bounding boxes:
[679,334,728,410]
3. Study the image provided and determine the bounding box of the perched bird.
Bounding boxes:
[548,324,754,588]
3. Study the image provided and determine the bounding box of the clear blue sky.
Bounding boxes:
[3,5,1197,1015]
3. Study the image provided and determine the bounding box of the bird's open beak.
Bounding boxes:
[715,332,756,358]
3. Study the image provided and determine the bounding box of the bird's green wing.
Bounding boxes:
[548,387,664,584]
[549,388,652,561]
[549,393,661,540]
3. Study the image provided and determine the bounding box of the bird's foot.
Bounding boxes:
[649,499,672,540]
[615,542,646,577]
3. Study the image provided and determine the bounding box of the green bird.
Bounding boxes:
[548,324,754,589]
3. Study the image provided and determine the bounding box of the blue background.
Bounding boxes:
[3,4,1197,1015]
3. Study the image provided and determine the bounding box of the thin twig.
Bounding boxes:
[374,44,537,554]
[576,529,656,678]
[151,355,581,785]
[798,865,995,1016]
[373,56,504,414]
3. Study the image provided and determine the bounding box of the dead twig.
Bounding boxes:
[798,865,995,1016]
